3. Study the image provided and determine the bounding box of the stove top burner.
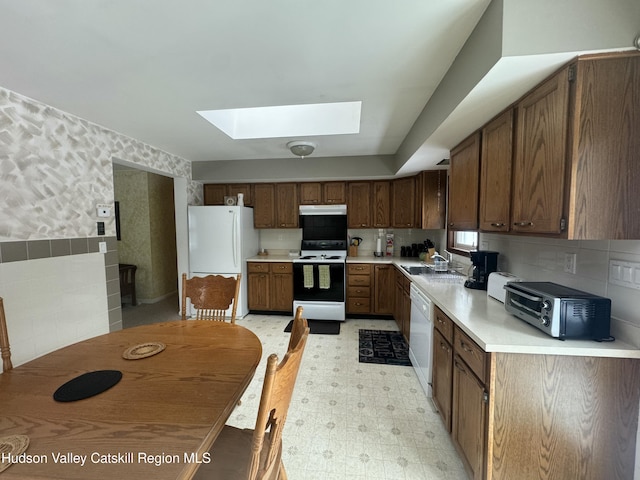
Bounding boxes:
[294,251,347,263]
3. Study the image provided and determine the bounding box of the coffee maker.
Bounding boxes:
[464,251,499,290]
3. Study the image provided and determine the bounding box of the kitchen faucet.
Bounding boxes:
[443,250,454,263]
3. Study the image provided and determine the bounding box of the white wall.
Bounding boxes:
[0,254,108,366]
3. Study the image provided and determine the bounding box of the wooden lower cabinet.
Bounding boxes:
[432,328,453,432]
[430,306,640,480]
[347,263,395,316]
[247,262,293,313]
[393,267,411,341]
[452,353,487,480]
[347,263,371,314]
[373,264,394,314]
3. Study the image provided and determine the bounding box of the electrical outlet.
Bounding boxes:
[563,253,577,274]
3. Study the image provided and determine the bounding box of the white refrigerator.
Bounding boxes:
[187,206,259,318]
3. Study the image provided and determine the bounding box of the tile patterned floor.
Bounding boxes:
[230,313,468,480]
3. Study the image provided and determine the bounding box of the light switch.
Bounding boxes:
[609,260,640,291]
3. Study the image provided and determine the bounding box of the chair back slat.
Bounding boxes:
[248,313,309,479]
[0,297,13,373]
[181,273,241,323]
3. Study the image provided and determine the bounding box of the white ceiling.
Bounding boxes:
[0,0,637,181]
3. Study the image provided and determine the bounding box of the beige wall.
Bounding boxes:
[114,169,177,302]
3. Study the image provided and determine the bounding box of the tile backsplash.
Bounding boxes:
[481,233,640,348]
[0,253,109,366]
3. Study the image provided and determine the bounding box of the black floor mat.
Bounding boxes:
[284,319,341,335]
[358,329,411,366]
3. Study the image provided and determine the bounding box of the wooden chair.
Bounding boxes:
[181,273,241,323]
[287,306,306,353]
[194,313,310,480]
[0,297,13,373]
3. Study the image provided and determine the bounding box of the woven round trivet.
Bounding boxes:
[0,435,30,473]
[122,342,166,360]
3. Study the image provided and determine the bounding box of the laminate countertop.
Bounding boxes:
[247,255,640,359]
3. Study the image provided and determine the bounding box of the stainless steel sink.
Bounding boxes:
[401,265,431,275]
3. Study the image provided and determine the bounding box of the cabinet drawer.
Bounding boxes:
[348,274,370,287]
[270,262,292,274]
[348,286,371,298]
[348,264,372,275]
[347,297,371,313]
[248,262,270,273]
[434,306,453,343]
[454,327,487,384]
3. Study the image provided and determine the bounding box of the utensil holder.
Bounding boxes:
[349,245,358,257]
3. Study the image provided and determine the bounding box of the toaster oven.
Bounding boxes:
[504,282,611,340]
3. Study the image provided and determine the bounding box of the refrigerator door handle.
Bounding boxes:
[232,210,239,269]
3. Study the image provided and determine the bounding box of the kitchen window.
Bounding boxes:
[447,230,478,256]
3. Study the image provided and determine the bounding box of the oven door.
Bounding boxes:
[293,262,345,302]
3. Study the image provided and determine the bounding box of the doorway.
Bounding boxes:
[112,162,180,325]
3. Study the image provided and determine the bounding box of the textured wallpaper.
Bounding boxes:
[0,86,197,241]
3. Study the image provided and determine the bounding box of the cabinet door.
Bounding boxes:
[299,183,322,205]
[230,184,253,206]
[203,184,227,205]
[347,182,372,228]
[323,182,346,204]
[372,181,391,228]
[448,133,481,230]
[394,270,404,332]
[373,264,394,314]
[452,355,487,480]
[479,109,513,232]
[402,277,411,341]
[391,177,416,228]
[512,67,570,234]
[419,170,447,229]
[253,184,275,228]
[432,329,453,432]
[248,273,269,310]
[271,270,293,312]
[275,183,298,228]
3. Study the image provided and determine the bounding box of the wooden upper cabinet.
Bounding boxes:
[512,66,570,235]
[228,184,252,206]
[203,184,226,205]
[391,176,416,228]
[323,182,346,204]
[567,53,640,239]
[298,183,322,205]
[275,183,298,228]
[299,181,346,205]
[203,184,252,205]
[419,170,447,229]
[253,184,276,228]
[372,181,391,228]
[347,182,372,228]
[479,109,514,232]
[448,132,481,230]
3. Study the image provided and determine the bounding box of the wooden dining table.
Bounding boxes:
[0,320,262,479]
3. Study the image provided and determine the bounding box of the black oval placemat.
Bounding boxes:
[53,370,122,402]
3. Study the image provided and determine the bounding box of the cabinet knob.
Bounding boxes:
[490,223,505,227]
[513,221,534,227]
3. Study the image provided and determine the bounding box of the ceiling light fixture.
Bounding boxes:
[287,141,316,159]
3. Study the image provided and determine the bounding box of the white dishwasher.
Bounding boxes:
[408,283,433,397]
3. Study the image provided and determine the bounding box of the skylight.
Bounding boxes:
[197,101,362,139]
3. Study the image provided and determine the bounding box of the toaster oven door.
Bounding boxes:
[504,286,557,337]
